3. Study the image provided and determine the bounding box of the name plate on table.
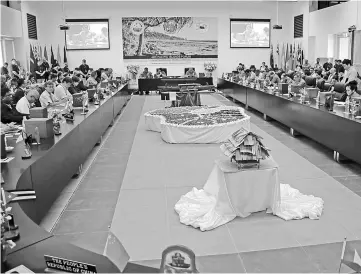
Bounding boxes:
[44,255,97,273]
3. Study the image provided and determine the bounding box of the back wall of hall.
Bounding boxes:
[20,1,304,76]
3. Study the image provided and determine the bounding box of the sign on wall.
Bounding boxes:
[122,17,218,59]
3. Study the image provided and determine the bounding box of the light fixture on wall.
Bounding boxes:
[273,0,283,30]
[59,0,69,31]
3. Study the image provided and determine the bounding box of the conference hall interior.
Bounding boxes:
[1,0,361,273]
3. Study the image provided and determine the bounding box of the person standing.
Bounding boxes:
[10,59,20,79]
[342,59,358,84]
[79,59,90,75]
[1,62,9,78]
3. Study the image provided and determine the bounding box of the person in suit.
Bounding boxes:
[79,59,90,75]
[1,86,27,124]
[1,62,9,78]
[13,78,26,105]
[185,68,197,78]
[140,67,153,79]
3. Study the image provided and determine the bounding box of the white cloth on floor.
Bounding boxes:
[175,183,324,231]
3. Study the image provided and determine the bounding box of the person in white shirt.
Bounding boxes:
[40,81,65,108]
[342,59,358,84]
[16,89,39,115]
[54,77,73,102]
[86,71,98,86]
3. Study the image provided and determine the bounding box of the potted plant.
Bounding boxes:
[204,62,217,77]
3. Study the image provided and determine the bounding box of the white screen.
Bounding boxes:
[66,21,109,50]
[231,21,270,48]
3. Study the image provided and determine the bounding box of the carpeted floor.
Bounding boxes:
[43,93,361,273]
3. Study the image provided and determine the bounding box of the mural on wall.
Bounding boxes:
[122,17,218,59]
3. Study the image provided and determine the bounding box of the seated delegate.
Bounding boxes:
[15,88,40,115]
[185,68,197,78]
[1,86,26,124]
[39,81,66,108]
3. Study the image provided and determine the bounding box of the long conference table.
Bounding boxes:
[1,85,158,273]
[138,77,213,91]
[217,78,361,165]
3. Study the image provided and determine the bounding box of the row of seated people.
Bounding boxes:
[1,74,119,126]
[139,67,207,79]
[233,59,359,87]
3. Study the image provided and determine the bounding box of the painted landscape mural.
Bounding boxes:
[122,17,218,59]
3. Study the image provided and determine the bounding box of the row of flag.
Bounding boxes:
[270,42,304,72]
[29,44,68,74]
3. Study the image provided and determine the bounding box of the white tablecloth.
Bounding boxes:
[144,115,250,144]
[175,158,324,231]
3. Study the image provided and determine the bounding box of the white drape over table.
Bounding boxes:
[175,158,324,231]
[144,113,250,144]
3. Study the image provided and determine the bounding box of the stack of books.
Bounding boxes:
[220,128,270,169]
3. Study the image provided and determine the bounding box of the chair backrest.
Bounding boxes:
[199,73,205,78]
[323,82,333,92]
[316,79,325,91]
[305,76,316,87]
[87,88,96,99]
[333,82,345,93]
[184,67,195,74]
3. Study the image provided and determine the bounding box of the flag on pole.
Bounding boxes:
[276,43,280,68]
[338,237,361,273]
[270,44,274,69]
[63,45,67,64]
[57,44,62,65]
[44,46,48,63]
[281,43,285,71]
[285,43,289,72]
[29,44,37,74]
[39,45,43,61]
[50,45,55,66]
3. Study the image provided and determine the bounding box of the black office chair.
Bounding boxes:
[305,76,316,87]
[316,79,326,91]
[333,82,345,93]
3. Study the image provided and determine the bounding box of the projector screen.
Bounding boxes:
[65,19,110,50]
[230,19,270,48]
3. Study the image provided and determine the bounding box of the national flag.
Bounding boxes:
[33,44,40,63]
[44,46,48,63]
[39,45,43,62]
[1,189,36,204]
[281,44,285,70]
[63,45,67,64]
[50,45,55,66]
[270,44,274,69]
[285,44,289,71]
[57,44,62,65]
[339,238,361,273]
[276,43,280,68]
[29,44,37,74]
